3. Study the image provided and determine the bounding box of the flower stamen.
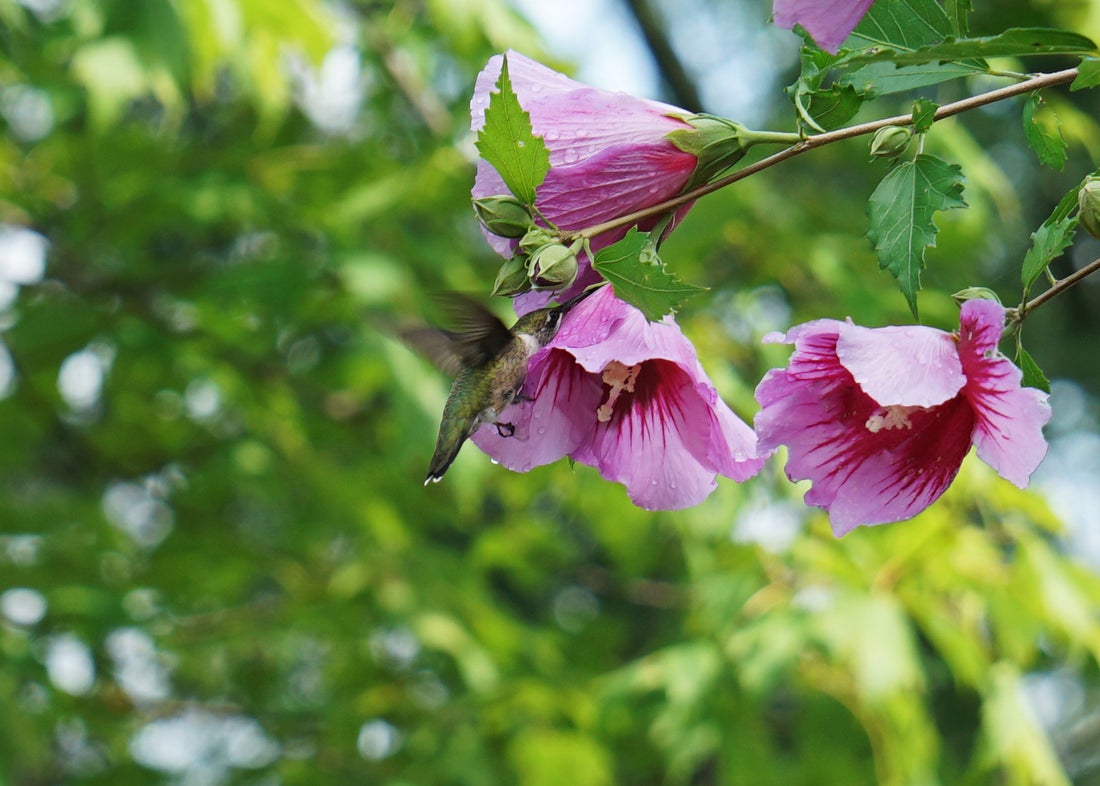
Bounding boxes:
[596,360,641,422]
[865,404,924,433]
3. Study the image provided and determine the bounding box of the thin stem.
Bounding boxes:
[1013,254,1100,321]
[576,67,1080,241]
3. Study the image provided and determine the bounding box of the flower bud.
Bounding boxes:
[869,126,912,159]
[491,254,533,297]
[951,287,1001,307]
[518,226,559,255]
[668,115,748,188]
[473,196,536,238]
[528,243,578,290]
[1078,176,1100,239]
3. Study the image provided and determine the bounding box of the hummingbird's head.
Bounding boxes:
[512,284,602,347]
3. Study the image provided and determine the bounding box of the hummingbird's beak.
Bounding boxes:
[554,282,605,314]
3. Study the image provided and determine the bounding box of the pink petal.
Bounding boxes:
[533,145,695,232]
[955,299,1051,486]
[571,360,723,510]
[708,394,768,481]
[472,51,690,142]
[772,0,876,53]
[471,349,603,471]
[755,320,981,533]
[814,397,975,535]
[757,319,845,399]
[755,354,973,533]
[836,322,965,407]
[558,286,697,372]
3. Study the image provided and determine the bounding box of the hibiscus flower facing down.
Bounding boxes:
[471,286,765,510]
[754,299,1051,535]
[471,51,699,310]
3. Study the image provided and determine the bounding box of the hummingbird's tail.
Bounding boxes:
[424,424,467,485]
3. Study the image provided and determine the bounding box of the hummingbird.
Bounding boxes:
[402,286,599,484]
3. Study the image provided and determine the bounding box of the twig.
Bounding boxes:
[577,67,1081,240]
[1013,254,1100,321]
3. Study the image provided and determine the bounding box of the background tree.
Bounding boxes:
[2,1,1100,784]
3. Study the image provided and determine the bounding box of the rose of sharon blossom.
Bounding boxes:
[471,51,698,310]
[754,299,1051,535]
[471,286,764,510]
[773,0,876,54]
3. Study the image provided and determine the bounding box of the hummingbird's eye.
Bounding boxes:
[546,311,563,330]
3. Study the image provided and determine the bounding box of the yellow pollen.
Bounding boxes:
[596,361,641,422]
[865,404,924,433]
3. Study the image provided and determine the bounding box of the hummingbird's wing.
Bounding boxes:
[434,294,514,363]
[398,326,469,377]
[399,294,513,376]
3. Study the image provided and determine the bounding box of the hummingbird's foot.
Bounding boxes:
[495,422,516,438]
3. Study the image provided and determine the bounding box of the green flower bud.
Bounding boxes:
[472,196,536,238]
[951,286,1001,307]
[668,115,749,187]
[668,114,801,190]
[491,254,533,297]
[1078,176,1100,239]
[518,226,559,255]
[528,243,578,290]
[869,126,912,159]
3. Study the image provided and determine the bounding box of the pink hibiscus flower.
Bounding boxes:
[772,0,876,53]
[754,299,1051,535]
[471,286,765,510]
[471,51,699,311]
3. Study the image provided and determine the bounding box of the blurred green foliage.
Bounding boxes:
[2,1,1100,785]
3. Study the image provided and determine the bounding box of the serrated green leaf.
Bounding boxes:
[843,61,979,97]
[1071,57,1100,90]
[866,155,967,317]
[912,98,938,133]
[592,229,706,321]
[1021,215,1076,291]
[1016,346,1051,393]
[1023,93,1067,170]
[849,28,1096,66]
[474,55,550,206]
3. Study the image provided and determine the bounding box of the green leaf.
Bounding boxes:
[592,229,706,321]
[1022,93,1067,170]
[799,84,864,130]
[912,98,938,133]
[475,55,550,206]
[1019,176,1090,293]
[1016,346,1051,394]
[1021,214,1076,291]
[1071,57,1100,90]
[853,0,952,50]
[945,0,972,36]
[849,28,1096,66]
[843,61,980,97]
[786,45,865,132]
[866,154,967,316]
